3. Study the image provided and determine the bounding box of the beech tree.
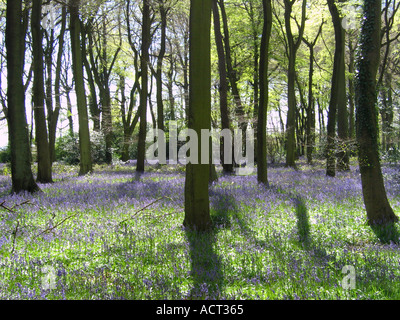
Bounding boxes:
[355,0,398,225]
[136,0,151,172]
[6,0,40,193]
[257,0,272,185]
[184,0,213,231]
[32,0,53,183]
[283,0,306,168]
[69,0,93,175]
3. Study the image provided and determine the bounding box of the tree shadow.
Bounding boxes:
[293,196,311,248]
[184,227,224,299]
[370,222,400,244]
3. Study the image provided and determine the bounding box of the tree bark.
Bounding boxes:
[212,0,233,173]
[284,0,306,168]
[257,0,272,185]
[355,0,398,225]
[326,0,349,175]
[32,0,53,183]
[156,0,167,132]
[69,0,93,176]
[6,0,40,193]
[51,6,67,163]
[137,0,151,172]
[184,0,212,231]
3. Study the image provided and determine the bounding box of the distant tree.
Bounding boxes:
[184,0,212,231]
[355,0,398,225]
[302,21,323,165]
[6,0,40,193]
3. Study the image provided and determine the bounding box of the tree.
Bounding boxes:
[136,0,151,172]
[32,0,53,183]
[6,0,40,193]
[49,6,68,163]
[184,0,212,231]
[326,0,349,176]
[283,0,307,168]
[212,0,233,173]
[69,0,93,175]
[355,0,398,225]
[257,0,272,185]
[83,3,122,164]
[302,20,323,165]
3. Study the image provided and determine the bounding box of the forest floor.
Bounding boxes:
[1,159,400,299]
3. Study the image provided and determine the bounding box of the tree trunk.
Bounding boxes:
[156,0,167,132]
[327,0,349,175]
[49,6,67,164]
[6,0,40,193]
[284,0,306,168]
[348,38,356,140]
[32,0,53,183]
[137,0,151,172]
[303,22,323,165]
[355,0,398,225]
[69,0,92,176]
[218,0,246,134]
[257,0,272,185]
[212,0,233,173]
[184,0,212,231]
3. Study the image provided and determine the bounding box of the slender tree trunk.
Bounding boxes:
[212,0,233,173]
[184,0,212,231]
[303,22,323,164]
[326,0,349,175]
[348,39,356,140]
[284,0,306,168]
[69,0,92,176]
[355,0,398,225]
[156,0,167,132]
[53,6,67,158]
[32,0,53,183]
[6,0,40,193]
[137,0,151,172]
[257,0,272,185]
[218,0,246,133]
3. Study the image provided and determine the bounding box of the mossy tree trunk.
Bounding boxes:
[355,0,398,225]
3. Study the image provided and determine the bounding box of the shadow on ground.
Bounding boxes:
[184,228,224,299]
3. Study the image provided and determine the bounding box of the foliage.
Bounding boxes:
[0,145,11,164]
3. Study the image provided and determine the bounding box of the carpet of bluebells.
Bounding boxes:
[1,160,400,300]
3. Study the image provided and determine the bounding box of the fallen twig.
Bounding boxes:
[11,220,20,253]
[118,197,167,225]
[33,211,80,240]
